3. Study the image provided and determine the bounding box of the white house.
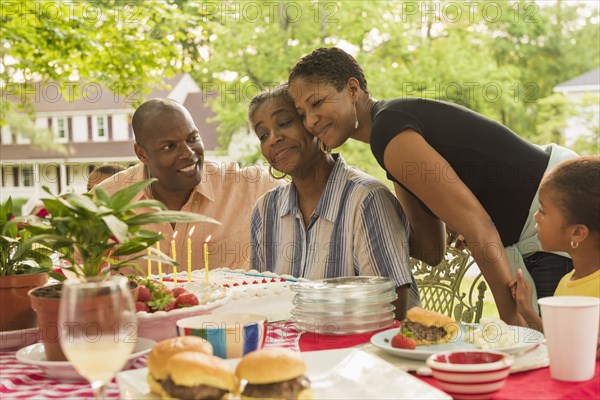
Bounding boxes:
[0,74,226,211]
[553,67,600,147]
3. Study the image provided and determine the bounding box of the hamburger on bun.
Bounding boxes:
[147,336,214,397]
[402,307,460,345]
[235,348,312,399]
[160,351,239,400]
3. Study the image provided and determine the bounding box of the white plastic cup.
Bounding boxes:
[538,296,600,381]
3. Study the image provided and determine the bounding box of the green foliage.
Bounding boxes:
[337,140,392,189]
[191,0,598,154]
[534,94,567,145]
[4,0,599,171]
[0,198,53,276]
[8,198,28,218]
[567,92,600,156]
[2,0,207,93]
[1,0,217,126]
[23,179,220,280]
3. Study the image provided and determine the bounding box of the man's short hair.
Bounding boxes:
[91,164,126,176]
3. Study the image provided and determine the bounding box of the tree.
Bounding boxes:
[3,0,598,162]
[1,0,214,122]
[195,1,597,146]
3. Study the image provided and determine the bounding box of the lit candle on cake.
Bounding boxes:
[171,231,178,284]
[147,248,151,278]
[187,226,196,282]
[204,235,212,283]
[157,232,162,282]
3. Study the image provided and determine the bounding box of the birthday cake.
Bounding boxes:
[158,268,308,299]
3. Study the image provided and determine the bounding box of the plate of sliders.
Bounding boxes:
[371,307,545,361]
[116,337,451,399]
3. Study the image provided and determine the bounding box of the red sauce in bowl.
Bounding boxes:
[434,351,506,364]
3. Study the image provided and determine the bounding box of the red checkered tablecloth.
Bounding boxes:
[0,322,302,399]
[0,352,148,399]
[3,321,599,400]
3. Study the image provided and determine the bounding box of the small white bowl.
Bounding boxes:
[426,350,513,400]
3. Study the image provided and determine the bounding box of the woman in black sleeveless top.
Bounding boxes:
[288,47,576,325]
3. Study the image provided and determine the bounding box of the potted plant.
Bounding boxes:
[0,197,54,333]
[23,179,219,360]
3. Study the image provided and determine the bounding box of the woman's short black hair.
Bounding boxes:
[288,47,370,95]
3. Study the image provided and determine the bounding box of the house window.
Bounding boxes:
[22,166,34,187]
[12,167,19,187]
[56,118,66,139]
[97,116,105,137]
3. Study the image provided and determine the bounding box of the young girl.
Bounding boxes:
[512,157,599,356]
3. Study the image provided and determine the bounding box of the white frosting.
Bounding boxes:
[157,268,308,299]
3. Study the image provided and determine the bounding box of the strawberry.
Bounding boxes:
[163,300,177,312]
[391,333,416,350]
[135,301,151,313]
[147,290,175,311]
[138,285,153,302]
[176,293,199,308]
[172,287,187,298]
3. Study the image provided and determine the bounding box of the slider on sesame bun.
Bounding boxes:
[161,351,239,400]
[147,336,214,397]
[235,348,312,399]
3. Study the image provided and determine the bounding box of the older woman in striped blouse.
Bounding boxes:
[248,84,420,320]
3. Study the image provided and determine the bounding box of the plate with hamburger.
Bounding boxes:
[370,307,545,361]
[117,336,451,399]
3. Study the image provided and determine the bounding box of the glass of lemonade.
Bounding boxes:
[59,276,137,399]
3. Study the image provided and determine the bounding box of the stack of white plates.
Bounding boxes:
[290,276,397,335]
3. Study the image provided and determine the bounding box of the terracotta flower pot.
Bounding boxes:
[28,279,140,362]
[28,284,65,361]
[0,273,48,332]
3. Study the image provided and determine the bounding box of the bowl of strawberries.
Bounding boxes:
[131,277,232,342]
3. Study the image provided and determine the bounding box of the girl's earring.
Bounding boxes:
[570,240,579,249]
[319,140,330,154]
[354,119,359,130]
[268,165,287,180]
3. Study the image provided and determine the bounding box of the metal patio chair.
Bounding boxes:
[411,246,487,323]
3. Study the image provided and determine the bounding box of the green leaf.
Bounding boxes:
[126,211,221,226]
[108,179,155,210]
[135,230,164,240]
[112,240,151,256]
[94,186,110,204]
[49,271,66,282]
[62,193,98,213]
[102,214,129,244]
[42,197,76,215]
[10,237,34,262]
[121,200,166,212]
